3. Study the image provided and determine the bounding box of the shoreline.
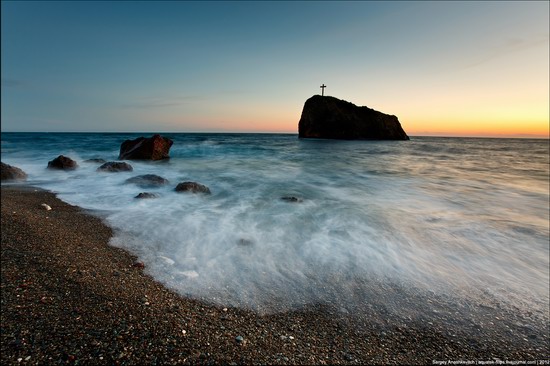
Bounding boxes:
[1,184,548,364]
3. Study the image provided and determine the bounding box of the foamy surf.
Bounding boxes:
[1,133,548,327]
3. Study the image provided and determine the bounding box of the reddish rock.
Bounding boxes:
[118,134,173,161]
[47,155,78,170]
[1,162,27,181]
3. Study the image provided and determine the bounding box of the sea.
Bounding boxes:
[1,133,549,334]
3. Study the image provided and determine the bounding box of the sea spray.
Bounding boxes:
[1,133,549,326]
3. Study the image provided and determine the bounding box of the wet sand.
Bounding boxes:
[1,185,548,365]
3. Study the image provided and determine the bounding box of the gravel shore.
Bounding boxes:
[1,185,548,365]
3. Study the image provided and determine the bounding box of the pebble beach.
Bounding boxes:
[1,185,548,365]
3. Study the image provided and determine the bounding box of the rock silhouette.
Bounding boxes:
[298,95,409,140]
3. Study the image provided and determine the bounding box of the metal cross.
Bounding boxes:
[320,84,326,96]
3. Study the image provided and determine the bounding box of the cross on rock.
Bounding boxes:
[320,84,326,96]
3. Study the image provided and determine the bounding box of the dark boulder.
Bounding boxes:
[135,192,159,199]
[97,162,133,172]
[1,162,27,181]
[47,155,78,170]
[125,174,169,187]
[175,181,211,194]
[118,134,173,160]
[298,95,409,140]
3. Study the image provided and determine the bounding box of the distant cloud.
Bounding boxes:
[462,34,549,69]
[1,78,25,88]
[121,95,203,109]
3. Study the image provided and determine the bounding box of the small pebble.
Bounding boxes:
[235,335,244,343]
[41,203,52,211]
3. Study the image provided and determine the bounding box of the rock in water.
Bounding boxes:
[118,134,173,160]
[175,181,211,194]
[281,196,303,203]
[125,174,169,187]
[47,155,79,170]
[97,162,133,172]
[1,162,28,181]
[298,95,409,140]
[134,192,159,199]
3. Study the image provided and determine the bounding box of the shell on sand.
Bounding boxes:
[41,203,52,211]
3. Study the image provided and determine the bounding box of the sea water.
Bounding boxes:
[1,133,549,327]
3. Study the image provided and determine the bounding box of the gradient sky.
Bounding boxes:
[1,1,549,137]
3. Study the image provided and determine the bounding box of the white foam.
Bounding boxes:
[2,134,548,319]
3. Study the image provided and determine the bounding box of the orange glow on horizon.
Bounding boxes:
[154,105,549,138]
[374,108,549,137]
[407,129,549,138]
[167,119,549,137]
[405,120,549,138]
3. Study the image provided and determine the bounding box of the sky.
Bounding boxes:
[1,1,549,137]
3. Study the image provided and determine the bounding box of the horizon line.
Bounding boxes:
[1,130,548,140]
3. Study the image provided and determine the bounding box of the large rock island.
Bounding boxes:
[298,95,409,140]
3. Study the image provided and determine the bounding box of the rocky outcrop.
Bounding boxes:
[298,95,409,140]
[97,162,133,172]
[119,134,173,160]
[135,192,159,199]
[175,181,211,194]
[125,174,169,188]
[1,162,27,181]
[47,155,78,170]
